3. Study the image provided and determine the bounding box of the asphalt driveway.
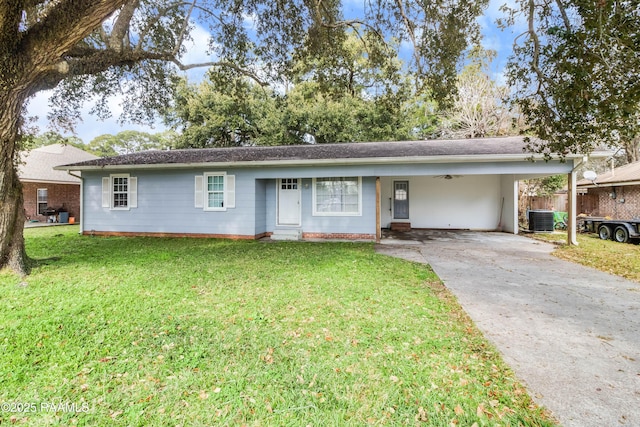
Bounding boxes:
[376,230,640,427]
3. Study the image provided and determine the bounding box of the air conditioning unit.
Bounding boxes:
[529,210,554,232]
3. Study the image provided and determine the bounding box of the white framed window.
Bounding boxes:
[194,172,235,211]
[102,174,137,210]
[312,177,362,216]
[37,188,48,215]
[207,173,225,209]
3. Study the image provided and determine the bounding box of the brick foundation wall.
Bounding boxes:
[302,232,376,240]
[22,181,81,222]
[589,186,640,219]
[83,231,268,239]
[83,231,376,241]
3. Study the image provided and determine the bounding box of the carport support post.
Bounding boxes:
[568,170,578,245]
[376,177,381,243]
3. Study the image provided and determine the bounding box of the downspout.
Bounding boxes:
[568,157,587,246]
[375,177,381,243]
[67,171,84,234]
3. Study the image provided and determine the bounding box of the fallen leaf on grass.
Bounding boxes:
[415,406,428,422]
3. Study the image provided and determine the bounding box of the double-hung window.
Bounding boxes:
[194,172,235,211]
[313,177,362,216]
[37,188,48,215]
[102,174,137,210]
[206,174,225,209]
[112,175,129,208]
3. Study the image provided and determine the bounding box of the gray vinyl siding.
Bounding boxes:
[299,177,375,234]
[81,169,378,237]
[254,179,268,235]
[83,169,258,236]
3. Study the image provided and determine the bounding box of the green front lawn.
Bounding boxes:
[529,231,640,283]
[0,226,555,426]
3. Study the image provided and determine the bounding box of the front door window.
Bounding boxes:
[393,181,409,219]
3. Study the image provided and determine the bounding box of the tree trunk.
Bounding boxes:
[0,92,30,276]
[624,137,639,164]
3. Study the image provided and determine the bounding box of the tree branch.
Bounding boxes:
[173,0,197,57]
[393,0,423,76]
[29,44,268,96]
[171,59,267,86]
[110,0,139,52]
[527,0,546,95]
[20,0,129,68]
[554,0,572,32]
[0,1,23,50]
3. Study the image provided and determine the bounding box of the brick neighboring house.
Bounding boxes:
[577,161,640,219]
[19,144,97,223]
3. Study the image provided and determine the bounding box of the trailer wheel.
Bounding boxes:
[614,226,629,243]
[598,225,613,240]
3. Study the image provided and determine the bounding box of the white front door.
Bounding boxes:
[278,178,301,225]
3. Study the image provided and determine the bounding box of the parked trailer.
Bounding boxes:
[582,217,640,243]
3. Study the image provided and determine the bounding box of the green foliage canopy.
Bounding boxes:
[505,0,640,161]
[87,130,177,156]
[167,30,418,147]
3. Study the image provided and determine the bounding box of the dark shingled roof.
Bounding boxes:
[57,137,549,169]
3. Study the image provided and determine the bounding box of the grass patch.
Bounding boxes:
[528,231,640,284]
[0,226,556,426]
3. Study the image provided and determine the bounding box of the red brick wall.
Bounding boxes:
[586,186,640,219]
[302,232,376,240]
[22,181,82,222]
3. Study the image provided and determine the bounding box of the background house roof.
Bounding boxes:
[19,144,98,184]
[57,136,589,170]
[577,161,640,188]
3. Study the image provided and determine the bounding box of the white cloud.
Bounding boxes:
[242,13,257,30]
[26,90,166,144]
[24,24,213,143]
[476,0,529,80]
[181,23,215,67]
[179,23,218,82]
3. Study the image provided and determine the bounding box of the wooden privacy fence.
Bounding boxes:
[524,194,568,212]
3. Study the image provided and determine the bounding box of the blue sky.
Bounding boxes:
[26,0,523,144]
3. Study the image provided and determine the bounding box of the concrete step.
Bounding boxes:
[271,229,302,241]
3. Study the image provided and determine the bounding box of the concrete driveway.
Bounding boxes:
[376,230,640,427]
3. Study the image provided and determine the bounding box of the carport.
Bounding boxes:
[375,157,592,243]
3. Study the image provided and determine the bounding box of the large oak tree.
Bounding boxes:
[1,0,486,275]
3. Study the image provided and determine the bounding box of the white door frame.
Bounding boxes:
[277,178,301,226]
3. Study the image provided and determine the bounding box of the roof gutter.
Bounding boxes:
[578,180,640,189]
[54,152,596,172]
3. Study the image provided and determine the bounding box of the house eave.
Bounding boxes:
[578,180,640,189]
[20,178,81,185]
[55,153,577,171]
